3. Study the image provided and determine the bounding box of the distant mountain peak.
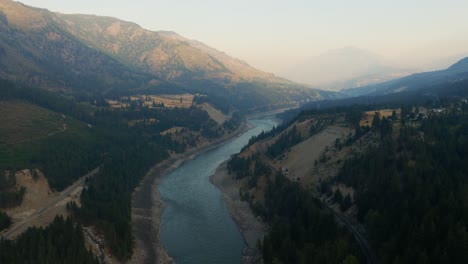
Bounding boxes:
[280,46,408,90]
[341,56,468,97]
[447,57,468,72]
[322,46,379,58]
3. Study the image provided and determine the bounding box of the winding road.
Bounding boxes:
[1,167,99,240]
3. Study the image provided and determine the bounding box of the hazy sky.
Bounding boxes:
[18,0,468,72]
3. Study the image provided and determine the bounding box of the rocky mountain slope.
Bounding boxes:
[56,13,286,85]
[0,0,327,111]
[0,0,155,92]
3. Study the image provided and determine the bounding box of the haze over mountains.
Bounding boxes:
[280,46,413,91]
[1,1,468,264]
[1,0,468,111]
[0,0,328,112]
[342,57,468,97]
[56,14,282,85]
[278,46,468,92]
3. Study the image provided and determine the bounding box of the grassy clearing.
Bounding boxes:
[359,108,400,127]
[0,101,91,171]
[200,103,229,124]
[108,94,195,109]
[0,101,64,145]
[160,126,184,136]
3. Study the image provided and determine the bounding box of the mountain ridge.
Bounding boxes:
[448,57,468,72]
[280,46,412,90]
[0,0,328,111]
[0,0,157,92]
[341,57,468,97]
[55,12,288,85]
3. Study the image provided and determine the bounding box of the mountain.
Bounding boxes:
[418,52,468,71]
[55,14,283,84]
[342,57,468,97]
[0,0,329,111]
[280,46,411,90]
[0,0,157,92]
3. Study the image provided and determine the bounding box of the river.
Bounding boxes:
[158,116,279,264]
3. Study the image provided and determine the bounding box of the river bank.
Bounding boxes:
[209,161,266,264]
[130,121,254,264]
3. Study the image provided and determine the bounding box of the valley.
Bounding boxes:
[226,100,468,263]
[0,0,468,264]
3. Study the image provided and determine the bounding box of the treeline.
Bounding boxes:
[38,130,101,191]
[0,80,226,260]
[95,105,217,133]
[266,126,302,158]
[0,187,25,208]
[223,111,244,131]
[242,122,288,151]
[336,103,468,263]
[261,174,361,264]
[74,129,171,260]
[318,183,353,212]
[0,79,102,190]
[0,80,94,123]
[0,171,25,208]
[194,94,231,114]
[0,211,11,231]
[69,105,206,260]
[227,154,271,188]
[0,216,99,264]
[227,155,362,264]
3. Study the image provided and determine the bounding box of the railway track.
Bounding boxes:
[260,154,377,264]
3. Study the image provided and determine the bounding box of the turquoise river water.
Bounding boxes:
[159,117,279,264]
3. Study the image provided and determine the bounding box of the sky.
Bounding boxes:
[18,0,468,74]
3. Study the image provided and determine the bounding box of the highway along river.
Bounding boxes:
[159,116,279,264]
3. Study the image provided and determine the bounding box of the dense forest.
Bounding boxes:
[73,128,172,260]
[2,75,468,263]
[0,79,239,261]
[0,170,25,208]
[228,99,468,264]
[335,102,468,263]
[0,216,99,264]
[260,174,361,264]
[0,211,11,231]
[266,125,302,158]
[227,156,362,264]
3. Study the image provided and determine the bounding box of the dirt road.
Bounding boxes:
[1,167,99,239]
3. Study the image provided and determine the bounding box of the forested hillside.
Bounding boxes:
[0,216,99,263]
[334,103,468,263]
[226,96,468,264]
[227,155,362,264]
[0,0,330,113]
[0,79,241,261]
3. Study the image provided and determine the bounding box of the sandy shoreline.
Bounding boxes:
[130,121,253,264]
[209,161,266,264]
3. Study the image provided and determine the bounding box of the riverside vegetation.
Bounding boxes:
[1,1,468,262]
[227,98,468,264]
[0,79,242,262]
